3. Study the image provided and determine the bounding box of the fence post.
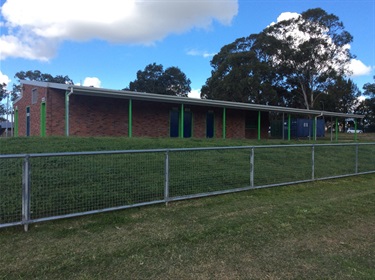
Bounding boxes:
[355,143,359,174]
[311,145,315,180]
[250,147,254,187]
[164,150,170,205]
[22,155,31,232]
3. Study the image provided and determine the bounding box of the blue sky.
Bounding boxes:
[1,0,374,99]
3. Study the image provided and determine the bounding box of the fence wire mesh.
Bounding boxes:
[315,145,356,178]
[358,145,375,173]
[0,158,23,224]
[1,143,374,230]
[29,153,165,219]
[254,146,312,185]
[169,148,251,197]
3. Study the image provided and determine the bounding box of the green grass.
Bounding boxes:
[0,174,374,279]
[0,133,374,154]
[1,136,375,224]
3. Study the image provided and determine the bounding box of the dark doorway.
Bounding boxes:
[206,111,214,138]
[184,110,192,138]
[170,109,179,137]
[26,106,30,136]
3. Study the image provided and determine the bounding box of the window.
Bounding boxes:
[32,88,38,104]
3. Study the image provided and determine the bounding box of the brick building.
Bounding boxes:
[13,80,363,139]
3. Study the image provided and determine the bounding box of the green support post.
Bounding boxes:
[354,118,358,141]
[222,107,226,139]
[257,111,261,140]
[128,99,132,138]
[179,104,184,138]
[40,102,46,137]
[335,118,338,142]
[14,108,19,137]
[288,114,291,141]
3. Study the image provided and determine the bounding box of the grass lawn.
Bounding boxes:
[0,132,374,154]
[1,134,374,279]
[0,173,374,279]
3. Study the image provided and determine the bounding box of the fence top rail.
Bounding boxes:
[0,142,374,159]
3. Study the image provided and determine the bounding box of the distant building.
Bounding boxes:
[0,121,13,137]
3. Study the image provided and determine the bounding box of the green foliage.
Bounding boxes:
[201,35,286,105]
[0,83,6,117]
[127,63,191,97]
[356,77,375,131]
[12,70,74,101]
[363,76,375,97]
[202,8,355,111]
[318,77,360,113]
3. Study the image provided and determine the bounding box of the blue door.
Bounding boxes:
[26,107,30,136]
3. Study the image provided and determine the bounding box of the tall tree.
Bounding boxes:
[363,76,375,97]
[202,8,354,111]
[317,77,360,113]
[12,70,74,101]
[201,34,284,105]
[127,63,191,97]
[263,8,353,109]
[356,76,375,131]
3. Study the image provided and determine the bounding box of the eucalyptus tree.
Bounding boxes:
[263,8,353,109]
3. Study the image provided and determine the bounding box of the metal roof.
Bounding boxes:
[20,80,364,119]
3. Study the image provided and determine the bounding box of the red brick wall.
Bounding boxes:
[190,105,207,138]
[14,84,48,136]
[14,84,270,139]
[132,100,170,137]
[47,88,65,136]
[226,109,246,138]
[69,95,129,137]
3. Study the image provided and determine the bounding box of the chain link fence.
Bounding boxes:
[1,143,374,231]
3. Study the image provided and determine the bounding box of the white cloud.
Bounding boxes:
[348,59,373,77]
[268,12,300,27]
[276,12,300,23]
[188,88,201,99]
[186,49,216,58]
[82,77,101,88]
[0,0,238,61]
[0,71,11,87]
